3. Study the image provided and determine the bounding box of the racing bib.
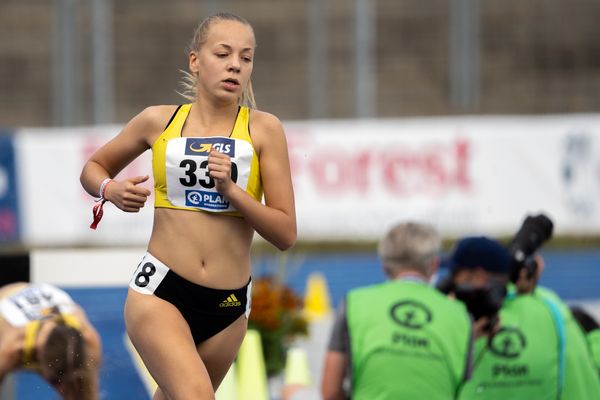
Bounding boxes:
[0,284,76,326]
[165,136,253,212]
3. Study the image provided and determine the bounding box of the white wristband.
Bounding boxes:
[98,178,112,199]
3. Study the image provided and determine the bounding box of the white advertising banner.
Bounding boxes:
[287,115,600,240]
[14,114,600,245]
[15,126,154,246]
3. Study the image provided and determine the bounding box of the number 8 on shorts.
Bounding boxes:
[129,253,169,295]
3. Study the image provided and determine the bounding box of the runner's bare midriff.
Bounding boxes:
[147,207,254,289]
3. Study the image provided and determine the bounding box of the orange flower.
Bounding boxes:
[248,276,308,376]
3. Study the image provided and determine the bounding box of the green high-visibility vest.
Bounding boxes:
[535,287,600,399]
[347,280,472,400]
[459,286,600,400]
[588,330,600,379]
[535,287,600,400]
[458,294,561,400]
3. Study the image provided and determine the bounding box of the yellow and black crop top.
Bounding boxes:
[152,104,263,217]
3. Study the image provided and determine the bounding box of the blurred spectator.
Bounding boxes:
[441,236,600,399]
[570,306,600,377]
[0,282,102,400]
[321,222,473,400]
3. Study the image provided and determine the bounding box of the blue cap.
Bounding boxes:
[444,236,512,274]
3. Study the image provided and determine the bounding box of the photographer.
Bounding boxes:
[442,215,600,399]
[321,222,474,400]
[570,306,600,377]
[507,214,600,398]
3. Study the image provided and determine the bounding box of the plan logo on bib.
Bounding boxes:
[185,190,230,210]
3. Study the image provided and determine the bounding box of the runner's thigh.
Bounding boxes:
[125,289,214,399]
[198,313,248,390]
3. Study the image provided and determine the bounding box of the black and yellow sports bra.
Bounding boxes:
[152,104,263,217]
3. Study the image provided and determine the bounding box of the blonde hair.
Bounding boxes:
[179,12,257,109]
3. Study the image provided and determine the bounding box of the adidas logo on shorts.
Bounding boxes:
[219,294,242,307]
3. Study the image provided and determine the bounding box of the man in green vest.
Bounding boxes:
[442,235,600,399]
[570,306,600,378]
[321,222,475,400]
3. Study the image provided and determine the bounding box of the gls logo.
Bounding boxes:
[489,327,527,359]
[185,137,235,157]
[389,301,432,330]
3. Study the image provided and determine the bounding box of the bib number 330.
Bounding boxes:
[179,159,238,189]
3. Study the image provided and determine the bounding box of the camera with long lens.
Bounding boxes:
[437,214,554,332]
[507,214,554,283]
[453,283,506,332]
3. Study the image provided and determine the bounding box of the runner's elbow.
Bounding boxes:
[274,228,297,251]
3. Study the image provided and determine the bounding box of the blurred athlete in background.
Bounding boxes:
[0,282,102,400]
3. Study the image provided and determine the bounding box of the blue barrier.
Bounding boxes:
[253,249,600,306]
[0,132,20,243]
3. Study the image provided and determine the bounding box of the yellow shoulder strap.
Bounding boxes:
[231,106,250,142]
[22,320,41,365]
[60,313,82,331]
[166,103,192,138]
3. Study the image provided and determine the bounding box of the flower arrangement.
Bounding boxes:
[248,275,308,376]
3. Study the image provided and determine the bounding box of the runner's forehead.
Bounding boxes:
[204,20,255,49]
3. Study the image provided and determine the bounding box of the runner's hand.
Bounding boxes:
[208,150,235,195]
[104,175,151,212]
